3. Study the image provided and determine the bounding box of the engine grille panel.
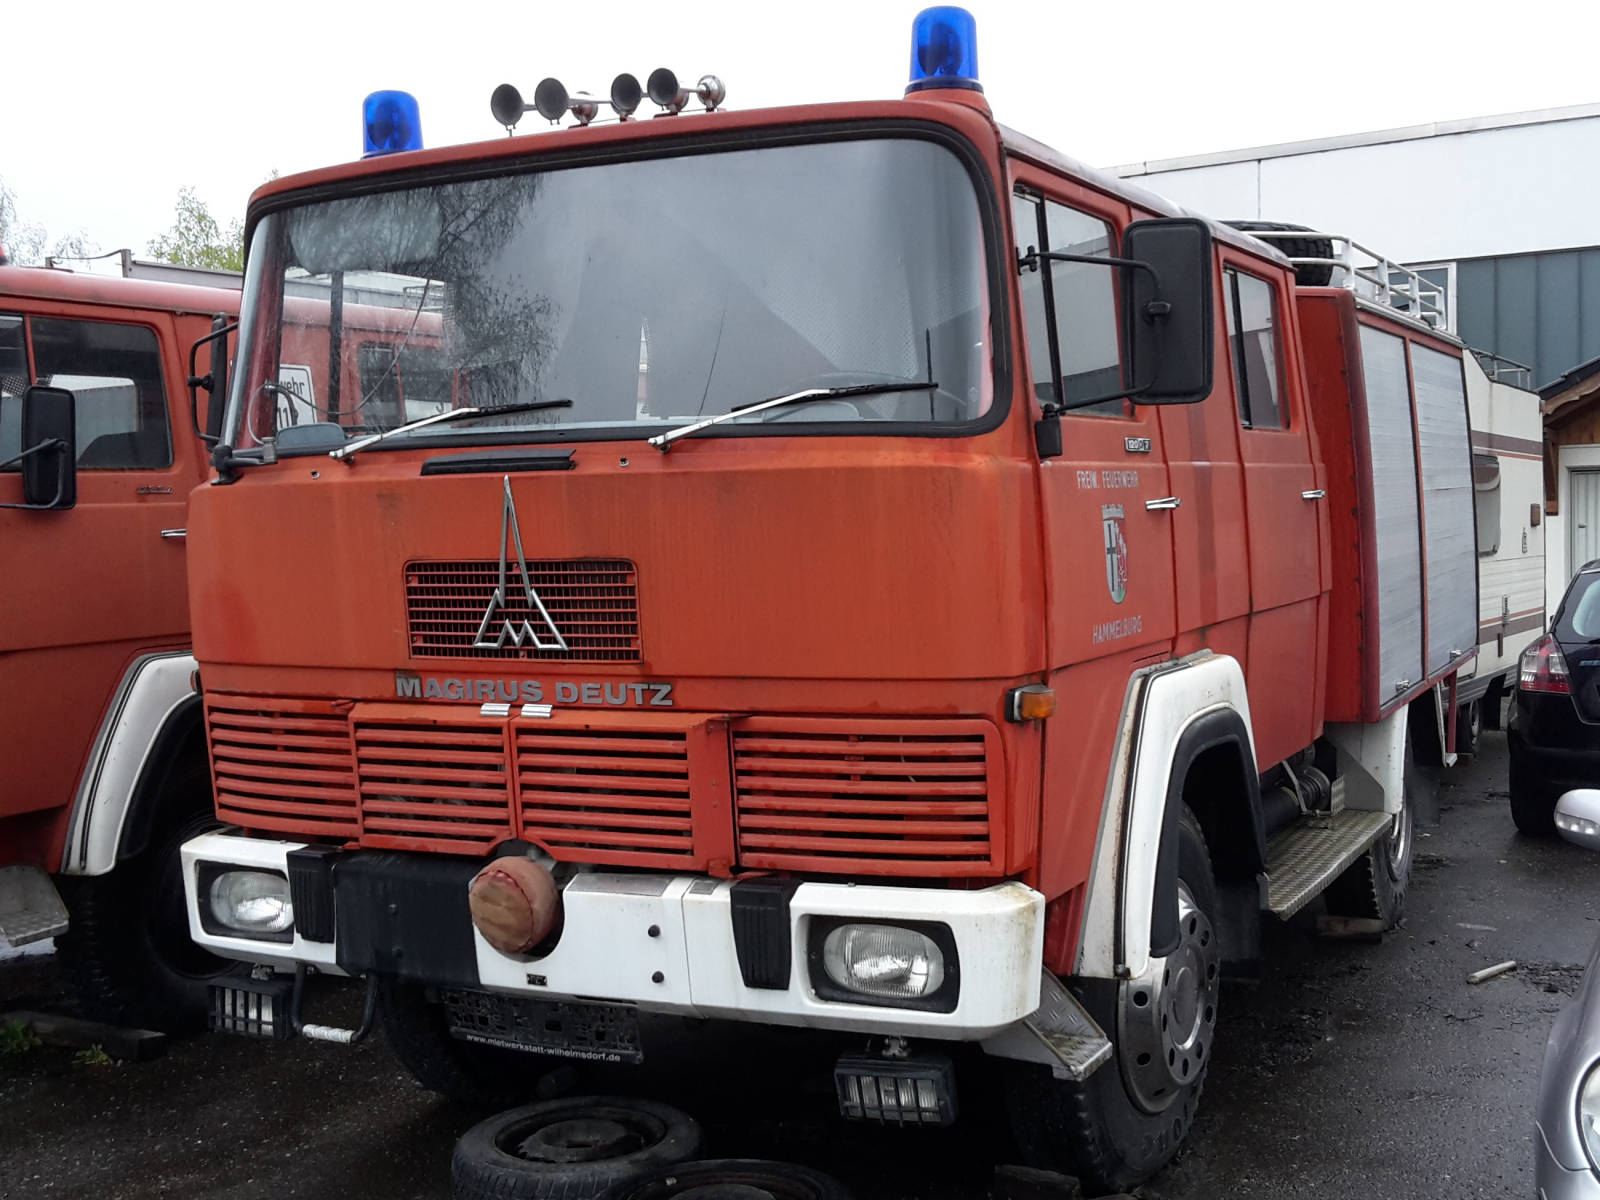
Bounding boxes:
[733,718,1001,875]
[207,698,358,838]
[406,559,640,662]
[515,726,696,869]
[354,717,511,853]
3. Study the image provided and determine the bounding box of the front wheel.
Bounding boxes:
[55,769,234,1032]
[1005,804,1219,1194]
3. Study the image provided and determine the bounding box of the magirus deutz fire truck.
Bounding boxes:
[127,10,1478,1190]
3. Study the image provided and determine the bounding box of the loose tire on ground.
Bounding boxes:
[55,767,233,1032]
[1324,741,1415,928]
[595,1159,852,1200]
[1005,804,1219,1195]
[451,1096,701,1200]
[1508,750,1558,836]
[378,979,563,1106]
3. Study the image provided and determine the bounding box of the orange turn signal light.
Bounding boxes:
[1005,684,1057,722]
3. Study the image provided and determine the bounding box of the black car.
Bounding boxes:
[1509,560,1600,833]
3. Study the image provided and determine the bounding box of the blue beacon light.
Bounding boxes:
[362,90,424,157]
[906,6,981,94]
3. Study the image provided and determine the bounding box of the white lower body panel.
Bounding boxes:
[181,833,1045,1041]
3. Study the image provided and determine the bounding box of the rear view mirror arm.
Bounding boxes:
[1016,248,1173,416]
[186,319,239,447]
[0,438,70,510]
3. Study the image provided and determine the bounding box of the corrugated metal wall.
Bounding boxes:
[1457,246,1600,390]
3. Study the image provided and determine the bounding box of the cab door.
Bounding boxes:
[0,306,201,849]
[1219,258,1326,765]
[1012,176,1177,670]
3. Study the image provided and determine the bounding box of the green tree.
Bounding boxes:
[148,187,244,272]
[0,177,98,266]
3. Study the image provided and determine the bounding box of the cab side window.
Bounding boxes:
[1224,268,1287,430]
[30,318,173,469]
[0,314,26,468]
[1013,191,1126,417]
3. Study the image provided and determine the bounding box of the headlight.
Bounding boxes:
[206,869,293,937]
[821,923,946,999]
[1580,1061,1600,1169]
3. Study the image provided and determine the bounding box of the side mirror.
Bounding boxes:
[1556,789,1600,851]
[20,385,77,509]
[187,314,237,445]
[1123,217,1214,404]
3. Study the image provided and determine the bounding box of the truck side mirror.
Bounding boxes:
[20,385,77,509]
[1123,217,1214,404]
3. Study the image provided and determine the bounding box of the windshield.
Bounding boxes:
[225,137,993,450]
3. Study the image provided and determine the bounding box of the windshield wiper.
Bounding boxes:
[647,382,939,453]
[329,398,574,462]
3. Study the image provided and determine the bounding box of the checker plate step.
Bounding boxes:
[1265,809,1394,919]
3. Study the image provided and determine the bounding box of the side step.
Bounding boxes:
[980,970,1113,1081]
[1264,809,1393,919]
[0,865,69,946]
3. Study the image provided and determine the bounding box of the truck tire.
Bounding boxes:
[595,1159,853,1200]
[1004,804,1219,1195]
[378,978,556,1106]
[1221,221,1336,287]
[451,1097,701,1200]
[1324,744,1414,928]
[55,765,233,1032]
[1508,753,1558,836]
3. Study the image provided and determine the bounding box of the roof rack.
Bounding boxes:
[1240,228,1451,334]
[1470,349,1533,390]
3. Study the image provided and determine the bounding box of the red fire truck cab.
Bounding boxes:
[161,14,1477,1190]
[0,264,240,1028]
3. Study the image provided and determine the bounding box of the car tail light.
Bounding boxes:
[1520,634,1571,694]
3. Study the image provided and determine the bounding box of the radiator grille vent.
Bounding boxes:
[207,699,358,838]
[515,727,695,869]
[354,718,511,853]
[733,721,997,875]
[406,559,640,661]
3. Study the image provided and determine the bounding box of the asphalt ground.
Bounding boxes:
[2,726,1597,1199]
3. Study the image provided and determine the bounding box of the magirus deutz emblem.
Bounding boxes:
[1102,503,1128,604]
[474,475,570,652]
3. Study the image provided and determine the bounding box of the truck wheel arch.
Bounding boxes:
[1077,652,1260,979]
[60,651,204,876]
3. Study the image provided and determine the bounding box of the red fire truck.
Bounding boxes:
[0,260,239,1028]
[140,13,1477,1190]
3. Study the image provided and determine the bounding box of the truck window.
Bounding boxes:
[1011,191,1125,417]
[1473,452,1501,556]
[30,318,172,469]
[0,314,24,469]
[1224,268,1287,430]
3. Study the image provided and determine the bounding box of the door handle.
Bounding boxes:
[1301,489,1326,500]
[160,528,186,539]
[1145,496,1181,511]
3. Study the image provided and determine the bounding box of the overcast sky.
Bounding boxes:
[4,0,1596,262]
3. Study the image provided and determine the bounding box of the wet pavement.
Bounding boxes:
[2,727,1597,1199]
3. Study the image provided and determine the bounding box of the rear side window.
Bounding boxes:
[1557,571,1600,643]
[1473,452,1501,556]
[1225,268,1287,430]
[31,318,172,469]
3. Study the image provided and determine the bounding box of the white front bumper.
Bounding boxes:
[181,833,1045,1040]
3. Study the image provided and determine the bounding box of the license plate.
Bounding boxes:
[441,989,643,1064]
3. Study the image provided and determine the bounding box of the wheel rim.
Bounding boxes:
[1386,786,1413,882]
[498,1105,665,1164]
[1116,882,1220,1115]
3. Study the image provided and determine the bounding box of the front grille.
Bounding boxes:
[515,726,695,869]
[207,698,358,837]
[406,559,640,661]
[354,716,511,853]
[733,719,1000,875]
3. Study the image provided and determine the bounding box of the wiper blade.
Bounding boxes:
[647,382,938,453]
[329,398,574,462]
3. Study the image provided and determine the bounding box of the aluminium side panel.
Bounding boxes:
[1410,344,1479,676]
[1356,325,1424,705]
